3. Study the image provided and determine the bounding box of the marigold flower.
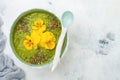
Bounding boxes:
[39,31,56,50]
[23,35,37,50]
[32,20,46,32]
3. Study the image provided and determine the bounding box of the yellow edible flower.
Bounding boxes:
[39,31,56,50]
[31,31,41,44]
[23,35,37,50]
[23,19,56,50]
[32,20,46,33]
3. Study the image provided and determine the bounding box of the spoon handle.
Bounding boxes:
[51,28,67,71]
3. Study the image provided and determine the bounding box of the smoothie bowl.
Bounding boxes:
[10,9,68,68]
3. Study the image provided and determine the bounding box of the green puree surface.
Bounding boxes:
[10,9,67,66]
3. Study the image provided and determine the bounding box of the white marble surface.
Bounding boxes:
[1,0,120,80]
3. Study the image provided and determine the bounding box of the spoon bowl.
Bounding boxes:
[62,11,74,28]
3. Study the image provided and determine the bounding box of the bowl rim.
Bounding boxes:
[10,9,69,69]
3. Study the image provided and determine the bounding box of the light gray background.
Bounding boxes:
[1,0,120,80]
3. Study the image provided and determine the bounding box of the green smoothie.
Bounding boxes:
[10,9,67,66]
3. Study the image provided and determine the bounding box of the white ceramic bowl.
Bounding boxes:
[10,9,69,69]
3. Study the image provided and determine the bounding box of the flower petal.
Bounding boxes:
[23,40,28,46]
[41,25,46,32]
[39,31,56,49]
[33,44,38,49]
[34,20,43,26]
[44,41,55,49]
[26,35,31,40]
[25,44,33,50]
[31,31,41,44]
[32,26,38,30]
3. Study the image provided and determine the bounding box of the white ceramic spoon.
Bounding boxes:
[51,11,73,72]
